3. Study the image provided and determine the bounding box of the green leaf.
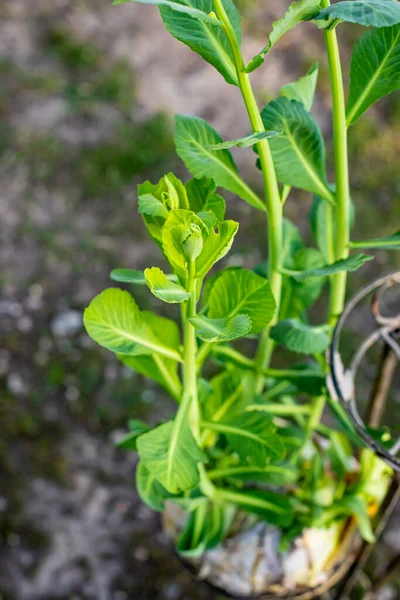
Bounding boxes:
[177,502,236,557]
[367,426,393,449]
[176,499,209,557]
[282,253,374,281]
[329,496,375,543]
[160,0,242,85]
[281,219,305,268]
[204,411,285,465]
[207,268,276,333]
[117,419,150,450]
[270,319,331,354]
[190,314,251,342]
[110,268,178,285]
[347,25,400,126]
[280,62,319,111]
[202,370,245,422]
[138,193,170,218]
[327,432,353,478]
[309,196,335,262]
[358,449,393,504]
[246,402,311,416]
[145,266,191,303]
[175,115,266,211]
[138,173,189,244]
[219,487,294,527]
[201,265,241,306]
[280,363,326,396]
[282,247,327,318]
[246,0,322,72]
[209,463,299,485]
[161,209,238,280]
[279,222,327,319]
[260,98,334,202]
[312,0,400,29]
[161,210,204,279]
[277,426,306,450]
[110,269,147,285]
[113,0,223,23]
[185,177,226,223]
[309,195,356,262]
[119,312,182,399]
[325,394,363,446]
[84,288,182,361]
[136,461,170,511]
[137,394,206,494]
[350,230,400,249]
[205,130,282,150]
[195,219,239,278]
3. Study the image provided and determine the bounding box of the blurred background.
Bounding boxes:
[0,0,399,599]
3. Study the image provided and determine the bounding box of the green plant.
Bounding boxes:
[84,0,400,563]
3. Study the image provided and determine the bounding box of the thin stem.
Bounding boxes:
[208,464,291,480]
[246,403,311,415]
[322,3,351,324]
[196,341,213,370]
[212,0,282,395]
[183,262,201,443]
[211,345,325,381]
[306,395,326,440]
[324,203,336,265]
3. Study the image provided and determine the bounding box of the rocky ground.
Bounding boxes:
[0,1,399,599]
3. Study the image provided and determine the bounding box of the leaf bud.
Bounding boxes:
[182,224,203,261]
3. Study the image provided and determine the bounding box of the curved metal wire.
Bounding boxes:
[329,272,400,471]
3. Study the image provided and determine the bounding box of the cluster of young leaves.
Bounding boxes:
[82,0,400,558]
[84,172,293,522]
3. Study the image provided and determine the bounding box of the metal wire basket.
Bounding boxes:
[329,271,400,471]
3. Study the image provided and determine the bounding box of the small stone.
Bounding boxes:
[113,592,128,600]
[134,546,150,562]
[0,350,10,375]
[0,300,23,318]
[105,364,118,381]
[7,533,20,547]
[161,583,182,600]
[26,283,43,311]
[20,549,35,568]
[7,373,28,396]
[51,311,82,337]
[39,337,53,352]
[34,352,49,367]
[17,315,33,332]
[65,386,80,402]
[377,586,397,600]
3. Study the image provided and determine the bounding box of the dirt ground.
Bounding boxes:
[1,1,399,599]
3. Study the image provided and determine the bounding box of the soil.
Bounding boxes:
[0,1,399,599]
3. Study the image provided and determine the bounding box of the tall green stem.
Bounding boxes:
[213,0,282,393]
[322,3,351,324]
[183,262,200,443]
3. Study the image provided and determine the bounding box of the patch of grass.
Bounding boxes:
[15,135,64,181]
[79,113,174,194]
[91,61,135,111]
[46,29,101,70]
[45,28,135,112]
